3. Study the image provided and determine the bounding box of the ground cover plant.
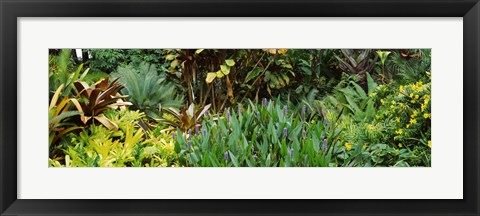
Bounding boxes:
[48,49,431,167]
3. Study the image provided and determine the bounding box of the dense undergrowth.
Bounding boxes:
[48,49,431,167]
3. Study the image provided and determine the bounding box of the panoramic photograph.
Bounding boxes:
[48,49,431,167]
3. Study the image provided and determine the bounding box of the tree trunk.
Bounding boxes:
[81,49,89,64]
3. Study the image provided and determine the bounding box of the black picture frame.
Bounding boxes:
[1,0,479,215]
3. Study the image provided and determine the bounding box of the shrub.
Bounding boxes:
[111,62,184,119]
[71,77,132,130]
[172,100,346,167]
[49,110,178,167]
[49,49,90,97]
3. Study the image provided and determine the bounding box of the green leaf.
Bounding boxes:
[216,70,225,78]
[350,81,367,99]
[229,151,239,167]
[301,67,312,76]
[143,146,158,155]
[282,63,293,69]
[265,154,272,167]
[220,65,230,75]
[245,68,263,83]
[246,159,254,167]
[68,64,84,86]
[366,72,377,94]
[209,155,218,167]
[376,50,391,65]
[49,111,80,125]
[225,59,235,66]
[343,94,360,113]
[195,49,204,55]
[170,59,179,68]
[281,73,290,85]
[79,68,90,80]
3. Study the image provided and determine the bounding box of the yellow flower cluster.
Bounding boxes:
[389,100,396,109]
[411,81,424,92]
[421,94,430,112]
[345,142,352,151]
[382,82,431,151]
[403,81,427,103]
[410,110,418,118]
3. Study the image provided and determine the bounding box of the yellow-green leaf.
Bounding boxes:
[49,84,64,111]
[65,155,71,167]
[216,70,225,78]
[206,72,217,84]
[170,59,179,68]
[282,63,293,69]
[165,54,176,61]
[225,59,235,66]
[220,65,230,75]
[195,49,204,55]
[69,98,86,124]
[94,114,118,130]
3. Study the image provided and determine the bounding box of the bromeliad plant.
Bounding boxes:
[71,77,132,130]
[49,49,91,97]
[334,49,378,90]
[50,109,179,167]
[161,103,211,133]
[55,119,144,167]
[49,84,83,148]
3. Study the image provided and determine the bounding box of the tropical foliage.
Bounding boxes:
[48,48,431,167]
